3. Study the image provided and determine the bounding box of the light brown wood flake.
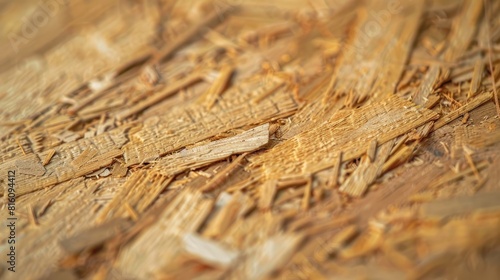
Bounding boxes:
[182,233,239,268]
[277,174,309,190]
[42,149,56,166]
[382,142,418,173]
[153,123,269,176]
[28,132,44,153]
[15,157,46,176]
[461,112,470,123]
[367,139,377,163]
[204,192,246,238]
[71,148,98,168]
[412,121,435,140]
[111,162,128,177]
[75,149,123,177]
[198,65,233,109]
[98,171,172,222]
[408,191,436,203]
[326,151,342,189]
[423,95,441,109]
[258,179,277,211]
[339,140,394,197]
[200,152,249,193]
[139,65,160,88]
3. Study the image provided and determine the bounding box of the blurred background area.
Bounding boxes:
[0,0,339,73]
[0,0,119,72]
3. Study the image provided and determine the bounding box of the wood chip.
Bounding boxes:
[15,157,46,176]
[183,233,239,268]
[42,149,56,166]
[154,123,269,176]
[367,139,378,163]
[71,149,98,168]
[199,65,233,109]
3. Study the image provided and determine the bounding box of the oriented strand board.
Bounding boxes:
[1,0,500,279]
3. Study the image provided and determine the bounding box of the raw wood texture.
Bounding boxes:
[0,0,500,279]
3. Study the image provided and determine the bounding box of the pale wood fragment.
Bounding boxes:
[183,233,239,268]
[15,157,46,176]
[111,162,128,177]
[204,192,249,238]
[340,140,394,197]
[153,124,268,176]
[200,153,249,192]
[367,139,377,163]
[382,142,418,173]
[198,65,233,109]
[70,149,98,168]
[258,179,277,211]
[42,149,56,166]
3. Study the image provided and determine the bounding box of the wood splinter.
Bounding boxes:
[200,152,248,192]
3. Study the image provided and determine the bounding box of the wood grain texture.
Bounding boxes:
[0,0,499,279]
